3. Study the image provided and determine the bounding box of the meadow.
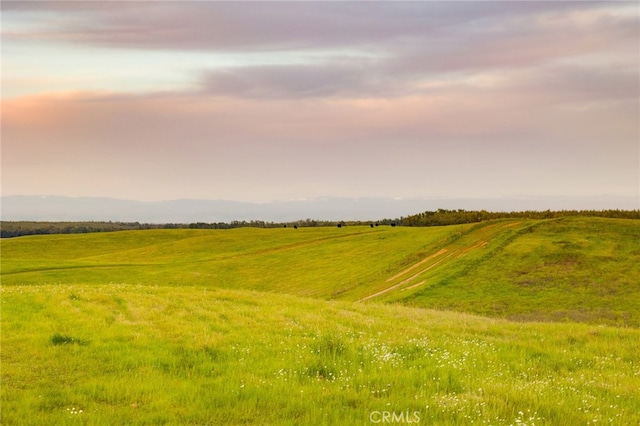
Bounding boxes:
[1,217,639,424]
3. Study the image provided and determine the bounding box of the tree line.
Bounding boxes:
[401,209,640,227]
[0,218,400,238]
[2,210,637,238]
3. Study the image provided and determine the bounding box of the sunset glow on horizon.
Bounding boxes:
[2,1,638,204]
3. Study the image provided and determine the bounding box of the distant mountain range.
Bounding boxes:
[1,195,637,223]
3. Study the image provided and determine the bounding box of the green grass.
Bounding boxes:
[2,284,638,425]
[389,218,640,326]
[4,218,638,326]
[1,225,464,297]
[2,218,639,424]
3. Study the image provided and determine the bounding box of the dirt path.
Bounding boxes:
[358,221,527,302]
[400,252,458,291]
[357,250,456,301]
[395,251,457,287]
[385,249,448,282]
[456,240,487,258]
[502,221,522,228]
[356,220,532,302]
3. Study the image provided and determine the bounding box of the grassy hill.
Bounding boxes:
[3,217,639,326]
[395,217,640,325]
[2,217,639,424]
[1,224,461,296]
[349,217,640,326]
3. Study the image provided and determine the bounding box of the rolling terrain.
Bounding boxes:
[3,217,638,325]
[1,217,639,424]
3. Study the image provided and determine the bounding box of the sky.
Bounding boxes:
[2,1,639,204]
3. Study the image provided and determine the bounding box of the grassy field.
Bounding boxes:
[1,217,639,424]
[3,218,638,325]
[1,225,462,298]
[2,285,639,425]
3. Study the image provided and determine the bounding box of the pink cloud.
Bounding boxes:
[3,83,637,200]
[2,2,637,201]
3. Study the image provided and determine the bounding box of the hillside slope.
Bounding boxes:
[2,217,638,326]
[353,217,640,326]
[0,225,461,297]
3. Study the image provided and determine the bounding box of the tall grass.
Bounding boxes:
[2,284,638,425]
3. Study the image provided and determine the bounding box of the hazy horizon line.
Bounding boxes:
[3,193,638,204]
